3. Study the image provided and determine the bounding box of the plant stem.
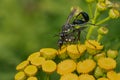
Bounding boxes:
[88,4,93,18]
[97,34,103,42]
[92,8,100,24]
[46,74,50,80]
[86,25,95,39]
[96,17,110,25]
[86,7,100,39]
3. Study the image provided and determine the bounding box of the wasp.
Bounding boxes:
[58,9,89,49]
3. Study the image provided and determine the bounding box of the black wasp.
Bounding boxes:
[58,8,89,49]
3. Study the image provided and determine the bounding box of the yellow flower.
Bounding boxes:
[57,59,76,75]
[40,48,57,59]
[85,40,103,50]
[16,60,29,71]
[97,77,109,80]
[24,65,38,76]
[42,60,56,73]
[98,57,116,70]
[67,44,86,59]
[30,56,45,67]
[60,73,78,80]
[77,59,96,73]
[85,40,103,55]
[27,77,38,80]
[78,74,95,80]
[15,71,26,80]
[27,52,40,61]
[57,46,68,59]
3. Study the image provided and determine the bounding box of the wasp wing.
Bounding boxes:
[62,9,77,32]
[65,8,77,25]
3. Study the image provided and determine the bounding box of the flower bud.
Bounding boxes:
[105,0,113,8]
[86,0,95,3]
[15,71,26,80]
[78,74,95,80]
[24,65,38,76]
[97,2,107,11]
[98,27,109,35]
[98,78,109,80]
[98,57,116,70]
[117,73,120,79]
[67,44,86,59]
[107,49,118,59]
[30,57,45,67]
[27,77,38,80]
[109,8,120,19]
[40,48,57,59]
[85,40,103,55]
[107,71,117,80]
[42,60,56,73]
[57,46,68,59]
[77,59,96,73]
[94,67,104,78]
[27,52,40,61]
[16,60,29,71]
[57,59,76,75]
[94,52,106,61]
[60,73,78,80]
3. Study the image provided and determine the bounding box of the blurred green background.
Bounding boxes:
[0,0,120,80]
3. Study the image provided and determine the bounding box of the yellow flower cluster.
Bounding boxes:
[96,0,120,18]
[57,44,86,59]
[14,0,120,79]
[15,49,57,80]
[15,40,119,80]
